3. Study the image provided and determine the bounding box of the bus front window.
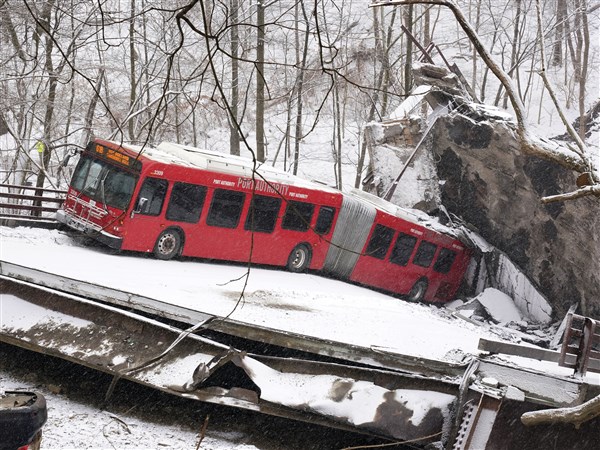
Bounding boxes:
[71,157,92,192]
[104,170,137,210]
[70,154,138,211]
[81,160,104,197]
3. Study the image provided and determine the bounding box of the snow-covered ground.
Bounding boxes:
[1,368,204,450]
[1,226,532,363]
[1,225,598,449]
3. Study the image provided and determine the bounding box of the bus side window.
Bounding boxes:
[206,188,246,229]
[245,194,282,233]
[365,224,394,259]
[413,240,438,268]
[166,182,207,223]
[281,200,315,232]
[390,233,417,266]
[315,206,335,235]
[135,177,168,216]
[433,248,457,274]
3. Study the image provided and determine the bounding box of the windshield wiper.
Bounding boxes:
[99,172,110,214]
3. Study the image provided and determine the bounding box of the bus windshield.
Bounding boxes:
[71,154,138,211]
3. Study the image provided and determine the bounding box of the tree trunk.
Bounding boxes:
[33,0,58,215]
[503,0,521,110]
[403,4,414,95]
[255,1,265,162]
[380,7,397,117]
[229,0,240,156]
[293,3,310,176]
[471,0,481,92]
[551,0,566,66]
[128,0,137,141]
[333,85,343,189]
[577,0,590,141]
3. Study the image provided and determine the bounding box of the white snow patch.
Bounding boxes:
[140,353,215,388]
[238,356,455,428]
[111,354,128,366]
[475,288,523,325]
[1,294,93,331]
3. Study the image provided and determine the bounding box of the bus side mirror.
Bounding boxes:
[61,154,72,167]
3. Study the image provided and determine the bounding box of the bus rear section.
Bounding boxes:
[57,140,141,249]
[323,189,472,303]
[350,212,471,302]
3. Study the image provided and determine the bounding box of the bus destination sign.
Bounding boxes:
[93,144,137,169]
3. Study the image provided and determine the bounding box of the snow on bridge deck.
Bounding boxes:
[1,225,595,385]
[2,225,599,446]
[1,226,500,364]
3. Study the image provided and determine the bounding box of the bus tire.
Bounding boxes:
[287,244,311,273]
[154,229,182,260]
[407,279,428,302]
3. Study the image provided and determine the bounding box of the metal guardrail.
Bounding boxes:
[0,183,66,225]
[559,313,600,376]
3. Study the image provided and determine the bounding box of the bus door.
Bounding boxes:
[127,176,170,252]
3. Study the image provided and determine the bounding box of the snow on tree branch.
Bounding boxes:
[521,394,600,429]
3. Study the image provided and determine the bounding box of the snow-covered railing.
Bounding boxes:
[0,183,66,224]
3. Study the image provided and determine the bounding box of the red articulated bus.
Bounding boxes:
[57,139,471,303]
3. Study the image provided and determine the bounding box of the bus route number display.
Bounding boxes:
[94,144,132,167]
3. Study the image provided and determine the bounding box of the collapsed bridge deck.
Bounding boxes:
[1,226,599,448]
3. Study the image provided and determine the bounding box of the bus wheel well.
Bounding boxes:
[407,278,428,302]
[287,243,312,273]
[154,228,184,260]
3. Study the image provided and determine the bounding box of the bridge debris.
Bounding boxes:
[559,313,600,377]
[1,262,599,448]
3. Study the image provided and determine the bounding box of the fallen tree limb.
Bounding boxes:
[521,394,600,429]
[542,185,600,203]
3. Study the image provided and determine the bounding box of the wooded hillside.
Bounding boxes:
[1,0,598,317]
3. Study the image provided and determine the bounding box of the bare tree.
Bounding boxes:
[372,0,599,202]
[255,0,266,162]
[2,0,596,204]
[229,0,240,156]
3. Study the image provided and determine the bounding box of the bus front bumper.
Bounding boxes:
[56,210,123,250]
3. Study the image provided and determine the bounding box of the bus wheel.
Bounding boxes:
[407,279,428,302]
[287,244,311,273]
[154,229,182,260]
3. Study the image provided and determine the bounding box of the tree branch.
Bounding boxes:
[521,394,600,429]
[541,185,600,203]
